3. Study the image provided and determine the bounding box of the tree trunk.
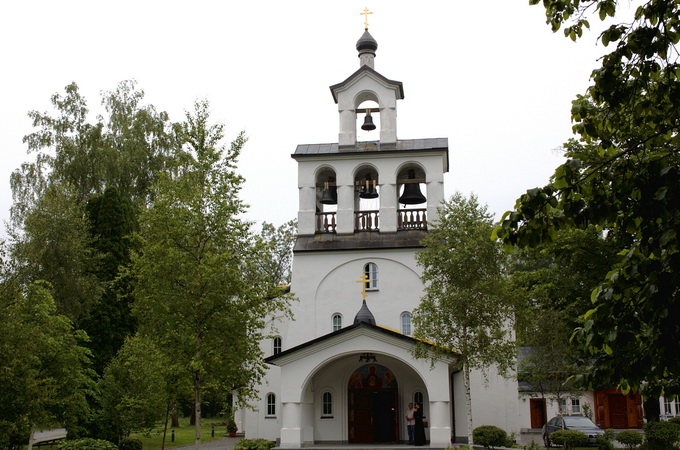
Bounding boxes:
[464,361,474,445]
[194,346,202,449]
[161,401,171,450]
[171,408,180,428]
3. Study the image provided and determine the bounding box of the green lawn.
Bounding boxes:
[131,417,230,450]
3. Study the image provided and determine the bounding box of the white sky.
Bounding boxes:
[0,1,615,230]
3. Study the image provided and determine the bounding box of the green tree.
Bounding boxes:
[495,0,680,398]
[96,335,177,443]
[83,187,138,374]
[412,193,515,445]
[255,220,297,287]
[9,184,102,326]
[131,100,290,447]
[13,80,174,219]
[511,228,620,403]
[0,278,94,448]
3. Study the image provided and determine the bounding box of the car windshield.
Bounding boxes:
[563,416,597,427]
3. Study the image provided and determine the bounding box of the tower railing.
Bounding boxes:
[398,208,427,230]
[355,210,380,232]
[316,212,337,233]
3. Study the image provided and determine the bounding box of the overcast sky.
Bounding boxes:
[0,1,619,231]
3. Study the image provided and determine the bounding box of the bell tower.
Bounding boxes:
[292,23,448,240]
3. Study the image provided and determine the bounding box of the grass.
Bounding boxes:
[130,417,230,450]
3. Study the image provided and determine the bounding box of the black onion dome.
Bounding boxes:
[354,299,376,325]
[356,30,378,54]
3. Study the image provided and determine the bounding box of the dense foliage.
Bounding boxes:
[496,0,680,398]
[132,100,291,446]
[512,228,620,401]
[0,278,94,448]
[3,82,295,444]
[643,420,680,449]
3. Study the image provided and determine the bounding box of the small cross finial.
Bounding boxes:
[356,273,369,300]
[360,7,373,30]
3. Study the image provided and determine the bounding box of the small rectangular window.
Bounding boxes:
[571,399,581,414]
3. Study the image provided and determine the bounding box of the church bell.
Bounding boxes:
[320,182,337,205]
[361,111,376,131]
[398,169,426,205]
[358,176,379,199]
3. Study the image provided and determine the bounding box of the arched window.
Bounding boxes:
[364,262,378,290]
[273,336,282,355]
[322,391,333,417]
[414,391,424,406]
[332,313,343,331]
[266,393,276,417]
[401,312,412,336]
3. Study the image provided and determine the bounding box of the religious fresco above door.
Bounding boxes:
[348,364,398,389]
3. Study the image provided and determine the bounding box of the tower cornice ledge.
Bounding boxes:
[293,230,428,253]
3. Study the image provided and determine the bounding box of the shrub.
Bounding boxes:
[595,434,615,450]
[643,420,680,450]
[118,438,142,450]
[56,438,118,449]
[234,438,276,450]
[615,430,643,449]
[473,425,508,449]
[669,417,680,426]
[523,440,540,450]
[550,429,588,450]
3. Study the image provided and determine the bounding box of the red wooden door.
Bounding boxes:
[530,398,547,429]
[349,390,373,443]
[608,394,628,428]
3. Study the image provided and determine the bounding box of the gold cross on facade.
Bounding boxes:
[356,273,369,300]
[360,7,373,30]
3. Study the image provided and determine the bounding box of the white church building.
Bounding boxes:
[237,26,520,447]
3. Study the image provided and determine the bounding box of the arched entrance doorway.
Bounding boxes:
[347,364,399,443]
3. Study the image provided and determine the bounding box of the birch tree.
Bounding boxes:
[412,193,515,445]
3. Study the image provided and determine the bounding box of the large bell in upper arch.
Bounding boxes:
[398,170,426,205]
[361,111,376,131]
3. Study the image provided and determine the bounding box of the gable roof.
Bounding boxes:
[265,321,458,366]
[329,65,405,104]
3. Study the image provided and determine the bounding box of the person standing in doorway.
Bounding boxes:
[413,403,426,446]
[406,402,416,444]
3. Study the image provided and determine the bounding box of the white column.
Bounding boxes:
[379,182,397,232]
[298,186,317,235]
[279,402,304,448]
[339,109,356,146]
[428,400,452,447]
[336,184,354,235]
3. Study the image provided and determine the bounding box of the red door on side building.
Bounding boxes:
[594,389,643,429]
[530,398,547,429]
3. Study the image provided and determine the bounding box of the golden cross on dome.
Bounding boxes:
[356,273,369,300]
[360,7,373,30]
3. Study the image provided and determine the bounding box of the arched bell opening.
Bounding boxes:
[354,166,380,232]
[316,168,338,233]
[356,100,380,143]
[396,166,428,231]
